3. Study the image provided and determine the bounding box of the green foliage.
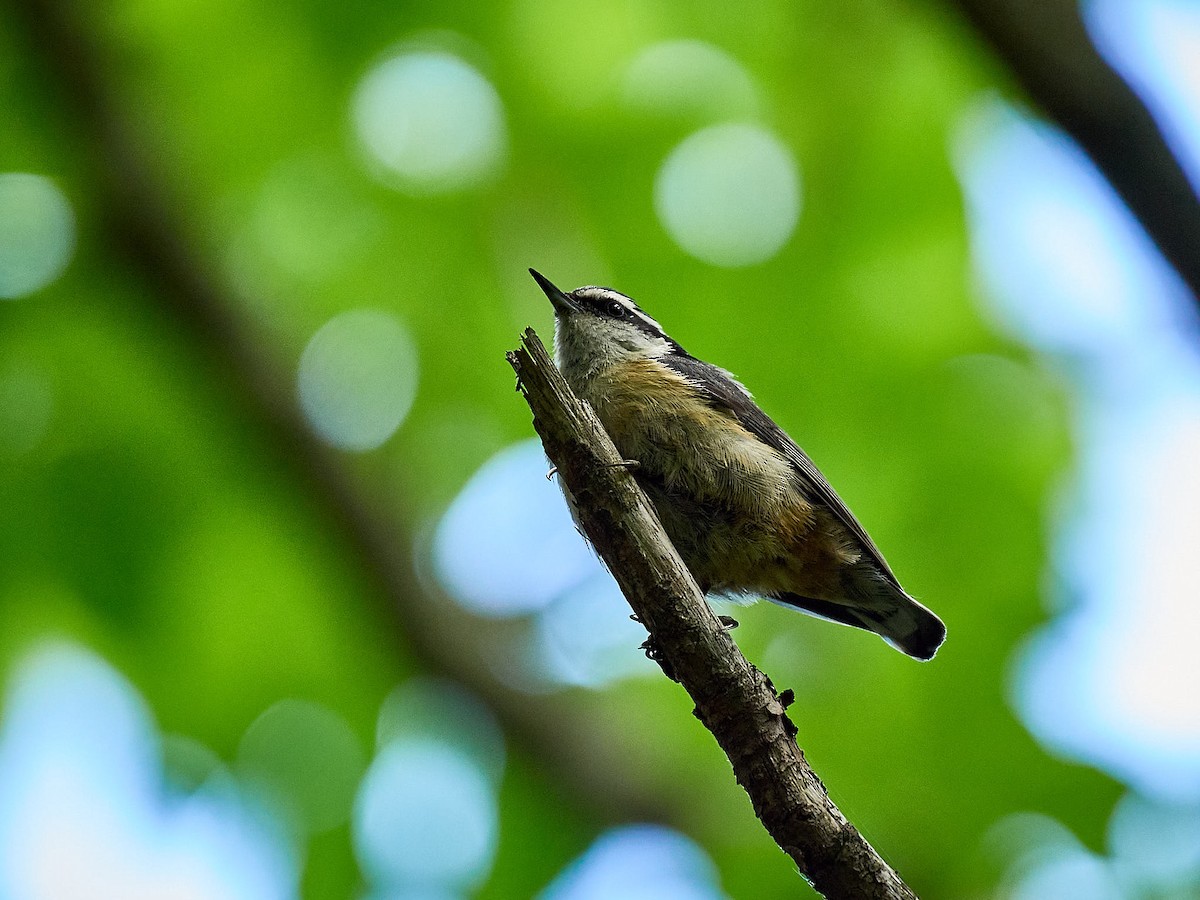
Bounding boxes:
[0,0,1122,897]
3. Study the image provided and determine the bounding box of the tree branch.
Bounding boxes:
[508,329,917,900]
[949,0,1200,306]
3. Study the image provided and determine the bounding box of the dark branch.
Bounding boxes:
[508,329,918,900]
[950,0,1200,305]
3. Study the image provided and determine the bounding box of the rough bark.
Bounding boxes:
[949,0,1200,305]
[508,329,918,900]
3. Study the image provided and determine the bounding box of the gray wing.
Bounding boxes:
[663,354,901,586]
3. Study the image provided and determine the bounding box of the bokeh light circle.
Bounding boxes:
[297,309,418,452]
[621,40,760,122]
[433,438,604,617]
[353,739,497,891]
[540,824,726,900]
[1107,793,1200,886]
[236,699,366,835]
[654,123,800,267]
[0,642,298,900]
[353,50,506,194]
[536,574,652,688]
[377,678,505,784]
[0,173,75,299]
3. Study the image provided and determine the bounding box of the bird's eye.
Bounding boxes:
[606,301,626,318]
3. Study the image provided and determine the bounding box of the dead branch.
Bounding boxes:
[508,328,918,900]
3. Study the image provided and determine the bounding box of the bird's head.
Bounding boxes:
[529,269,684,381]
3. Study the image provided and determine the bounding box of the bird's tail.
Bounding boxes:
[773,586,946,661]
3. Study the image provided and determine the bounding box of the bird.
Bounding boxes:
[529,269,945,660]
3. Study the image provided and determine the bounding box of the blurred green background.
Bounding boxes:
[2,0,1199,898]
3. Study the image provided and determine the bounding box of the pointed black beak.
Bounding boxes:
[529,268,577,315]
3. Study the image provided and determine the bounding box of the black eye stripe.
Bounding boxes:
[573,291,631,319]
[572,287,683,351]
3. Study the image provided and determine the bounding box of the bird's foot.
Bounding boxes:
[639,634,678,682]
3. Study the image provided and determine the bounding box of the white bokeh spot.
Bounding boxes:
[540,825,727,900]
[0,642,296,900]
[353,49,506,194]
[654,123,800,268]
[297,309,418,452]
[353,739,497,892]
[957,95,1200,800]
[433,439,605,617]
[0,172,75,299]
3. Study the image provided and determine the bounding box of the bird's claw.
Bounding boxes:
[639,634,678,682]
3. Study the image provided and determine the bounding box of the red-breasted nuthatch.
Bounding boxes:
[530,269,945,660]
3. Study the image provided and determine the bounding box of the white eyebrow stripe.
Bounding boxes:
[575,286,628,304]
